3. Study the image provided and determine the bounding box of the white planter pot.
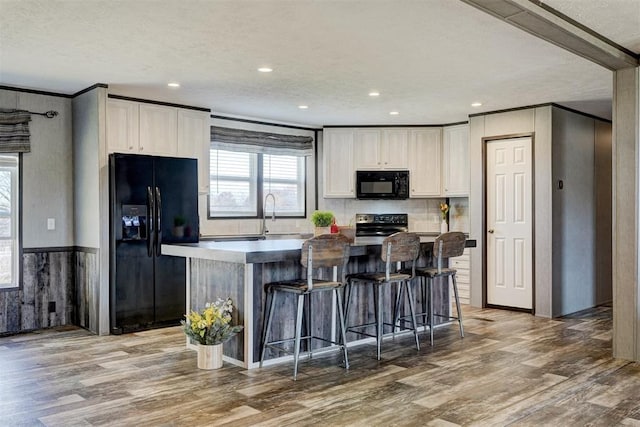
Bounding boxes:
[440,220,448,234]
[197,343,223,370]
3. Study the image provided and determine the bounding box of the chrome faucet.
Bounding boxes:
[262,193,276,236]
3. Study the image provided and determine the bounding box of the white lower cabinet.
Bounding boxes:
[451,248,471,305]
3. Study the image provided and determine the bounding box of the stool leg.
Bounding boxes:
[405,281,420,351]
[375,284,383,360]
[335,288,350,370]
[308,293,314,359]
[260,289,276,367]
[452,274,464,338]
[342,283,352,339]
[420,276,427,324]
[393,281,404,335]
[293,293,305,380]
[428,278,434,346]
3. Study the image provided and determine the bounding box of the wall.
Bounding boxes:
[469,104,612,318]
[469,106,554,317]
[595,120,613,305]
[551,108,596,316]
[0,88,75,334]
[612,66,640,361]
[72,88,106,334]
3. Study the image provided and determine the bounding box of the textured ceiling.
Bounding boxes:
[0,0,632,127]
[543,0,640,54]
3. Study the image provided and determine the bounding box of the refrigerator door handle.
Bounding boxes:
[147,186,154,257]
[155,186,162,257]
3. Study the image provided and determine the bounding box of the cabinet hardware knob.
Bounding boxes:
[488,229,494,234]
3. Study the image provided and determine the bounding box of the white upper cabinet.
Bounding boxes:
[381,129,408,169]
[177,109,210,193]
[139,104,178,157]
[323,129,355,198]
[442,124,470,196]
[107,99,139,153]
[408,128,442,197]
[354,128,408,170]
[353,129,381,169]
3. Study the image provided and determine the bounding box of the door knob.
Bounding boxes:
[488,229,494,234]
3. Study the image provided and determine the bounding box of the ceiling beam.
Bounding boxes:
[459,0,639,70]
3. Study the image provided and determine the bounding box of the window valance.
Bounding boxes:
[211,126,313,156]
[0,109,31,153]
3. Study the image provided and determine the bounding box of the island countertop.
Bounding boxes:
[162,235,476,264]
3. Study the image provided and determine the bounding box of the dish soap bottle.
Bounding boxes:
[330,217,339,234]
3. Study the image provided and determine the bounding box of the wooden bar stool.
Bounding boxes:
[412,231,466,346]
[259,234,351,380]
[343,232,421,360]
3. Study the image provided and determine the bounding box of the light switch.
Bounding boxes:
[47,218,55,230]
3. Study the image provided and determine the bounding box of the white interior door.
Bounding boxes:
[486,136,533,309]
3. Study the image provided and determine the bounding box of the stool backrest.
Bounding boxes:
[433,231,466,273]
[381,232,420,280]
[301,234,351,291]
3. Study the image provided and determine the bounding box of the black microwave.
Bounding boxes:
[356,170,409,199]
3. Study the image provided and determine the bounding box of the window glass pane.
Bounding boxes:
[0,154,17,288]
[0,239,12,285]
[0,217,10,238]
[0,170,10,215]
[263,155,305,216]
[209,149,257,217]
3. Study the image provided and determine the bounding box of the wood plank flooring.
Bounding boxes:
[1,304,638,426]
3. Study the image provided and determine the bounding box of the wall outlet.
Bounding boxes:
[47,218,55,230]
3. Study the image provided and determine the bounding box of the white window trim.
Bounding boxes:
[0,154,19,289]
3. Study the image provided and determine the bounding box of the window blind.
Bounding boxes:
[0,109,31,153]
[210,126,313,156]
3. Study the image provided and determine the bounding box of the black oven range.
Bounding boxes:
[355,213,409,237]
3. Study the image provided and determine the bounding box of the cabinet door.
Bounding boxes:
[408,129,441,197]
[323,129,355,198]
[382,129,408,169]
[139,104,178,156]
[353,129,381,169]
[107,99,139,153]
[443,125,470,196]
[177,109,210,193]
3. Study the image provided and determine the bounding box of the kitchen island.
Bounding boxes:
[162,235,476,369]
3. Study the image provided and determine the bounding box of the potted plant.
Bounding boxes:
[182,298,243,369]
[173,215,187,238]
[311,210,334,236]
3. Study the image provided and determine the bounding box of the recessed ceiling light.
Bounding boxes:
[369,91,380,97]
[298,105,309,109]
[471,102,482,107]
[389,111,399,115]
[258,67,273,73]
[167,82,180,88]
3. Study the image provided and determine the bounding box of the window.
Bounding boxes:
[209,150,306,218]
[0,154,19,289]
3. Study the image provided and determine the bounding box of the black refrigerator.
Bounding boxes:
[109,153,199,334]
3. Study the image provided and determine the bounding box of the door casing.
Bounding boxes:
[482,132,536,314]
